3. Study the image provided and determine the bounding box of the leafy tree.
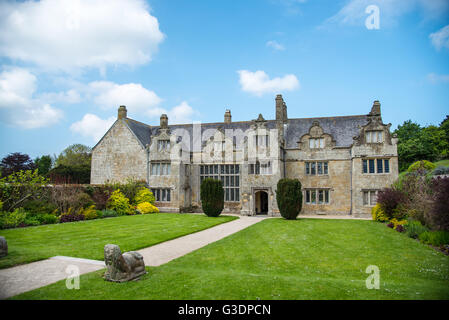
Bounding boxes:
[55,144,92,168]
[0,170,48,212]
[34,155,53,176]
[394,119,449,172]
[0,152,36,177]
[50,144,92,184]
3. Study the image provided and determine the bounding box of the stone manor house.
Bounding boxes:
[91,95,398,217]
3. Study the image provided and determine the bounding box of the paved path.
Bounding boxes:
[138,215,266,266]
[0,216,266,299]
[0,256,105,299]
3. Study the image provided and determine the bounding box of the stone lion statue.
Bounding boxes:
[104,244,146,282]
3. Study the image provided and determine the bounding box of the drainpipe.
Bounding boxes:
[350,151,353,215]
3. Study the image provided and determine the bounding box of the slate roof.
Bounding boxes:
[123,115,369,150]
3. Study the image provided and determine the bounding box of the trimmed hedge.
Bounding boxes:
[276,179,303,220]
[200,178,224,217]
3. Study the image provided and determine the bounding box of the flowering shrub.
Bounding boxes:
[78,205,98,220]
[389,218,407,230]
[134,188,155,205]
[371,204,389,222]
[136,202,159,214]
[106,189,132,216]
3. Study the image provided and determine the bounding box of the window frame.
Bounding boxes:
[304,189,330,205]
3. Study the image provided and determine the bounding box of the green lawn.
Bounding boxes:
[0,213,237,269]
[435,159,449,167]
[12,218,449,300]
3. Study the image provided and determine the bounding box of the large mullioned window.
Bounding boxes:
[304,189,330,205]
[362,159,390,174]
[249,161,272,175]
[151,163,171,176]
[200,164,240,202]
[305,161,328,175]
[151,188,171,202]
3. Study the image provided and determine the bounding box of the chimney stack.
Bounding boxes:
[370,100,381,116]
[224,109,232,124]
[275,94,284,122]
[118,105,127,119]
[160,114,168,128]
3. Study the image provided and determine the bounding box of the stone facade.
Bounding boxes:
[91,96,398,217]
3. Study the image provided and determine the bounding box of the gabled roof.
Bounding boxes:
[117,115,369,151]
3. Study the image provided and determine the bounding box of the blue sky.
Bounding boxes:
[0,0,448,159]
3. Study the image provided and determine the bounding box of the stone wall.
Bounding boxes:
[91,120,147,184]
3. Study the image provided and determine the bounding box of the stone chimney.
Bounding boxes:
[275,94,284,121]
[224,109,232,124]
[370,100,381,116]
[118,105,127,119]
[160,114,168,129]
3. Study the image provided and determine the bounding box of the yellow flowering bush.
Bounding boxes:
[106,189,132,216]
[371,204,389,222]
[136,202,159,214]
[134,188,155,205]
[78,205,98,220]
[389,218,407,230]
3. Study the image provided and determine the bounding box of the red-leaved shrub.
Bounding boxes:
[376,188,406,219]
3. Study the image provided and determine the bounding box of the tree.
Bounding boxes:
[55,144,92,168]
[50,144,92,184]
[200,178,224,217]
[34,155,53,176]
[0,152,36,177]
[276,179,303,220]
[0,170,48,212]
[394,119,449,172]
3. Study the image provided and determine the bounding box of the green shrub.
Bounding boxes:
[200,178,224,217]
[22,200,58,216]
[433,166,449,175]
[106,189,132,216]
[101,209,118,218]
[419,230,449,246]
[0,199,3,211]
[24,215,41,227]
[78,205,98,220]
[371,204,389,222]
[134,188,155,205]
[276,179,303,220]
[0,208,27,229]
[405,219,429,239]
[407,160,436,174]
[105,179,147,203]
[40,214,58,224]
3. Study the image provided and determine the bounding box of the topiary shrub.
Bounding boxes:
[136,202,159,214]
[106,189,132,216]
[407,160,436,174]
[134,188,155,205]
[200,178,224,217]
[276,178,302,220]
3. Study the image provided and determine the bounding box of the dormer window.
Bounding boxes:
[366,131,383,143]
[158,140,170,151]
[309,138,324,149]
[254,135,269,147]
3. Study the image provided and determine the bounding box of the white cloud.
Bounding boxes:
[427,72,449,83]
[168,101,197,124]
[266,40,285,51]
[0,68,63,128]
[0,0,164,73]
[70,113,116,141]
[237,70,300,96]
[324,0,449,28]
[430,25,449,50]
[87,81,163,117]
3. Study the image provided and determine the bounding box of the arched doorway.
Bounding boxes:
[255,191,269,215]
